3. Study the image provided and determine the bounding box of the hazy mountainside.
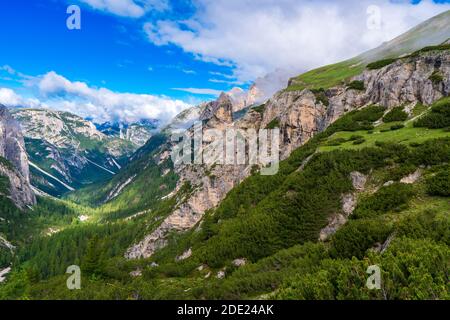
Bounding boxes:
[359,10,450,63]
[0,12,449,300]
[0,105,35,209]
[95,119,158,147]
[288,10,450,92]
[11,109,140,197]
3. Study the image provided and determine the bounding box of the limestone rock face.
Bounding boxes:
[200,93,234,129]
[262,90,328,159]
[400,169,422,184]
[0,105,36,208]
[361,51,450,107]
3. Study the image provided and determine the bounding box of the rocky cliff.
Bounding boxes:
[125,48,450,260]
[0,105,36,209]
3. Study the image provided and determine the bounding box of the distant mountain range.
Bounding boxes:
[10,109,157,196]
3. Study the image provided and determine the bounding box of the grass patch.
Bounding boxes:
[320,126,450,152]
[251,104,266,115]
[286,59,364,91]
[266,118,280,129]
[429,71,444,84]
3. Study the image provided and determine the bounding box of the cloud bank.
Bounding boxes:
[0,71,190,125]
[144,0,450,81]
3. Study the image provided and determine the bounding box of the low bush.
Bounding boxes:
[390,124,405,131]
[311,88,329,107]
[346,80,365,91]
[251,104,266,115]
[414,98,450,129]
[367,58,397,70]
[330,219,392,259]
[429,71,444,84]
[383,107,408,122]
[352,183,415,219]
[328,106,385,132]
[426,169,450,197]
[266,118,280,129]
[352,138,365,145]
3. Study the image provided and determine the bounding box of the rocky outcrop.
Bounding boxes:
[176,248,192,261]
[200,93,234,128]
[0,105,36,208]
[359,51,450,107]
[400,169,422,184]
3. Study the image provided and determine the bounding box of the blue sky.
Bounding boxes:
[0,0,449,124]
[0,0,229,98]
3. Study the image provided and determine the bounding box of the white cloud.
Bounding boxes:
[0,65,36,84]
[144,0,450,81]
[79,0,169,18]
[182,69,197,75]
[0,88,24,106]
[0,88,43,109]
[1,72,191,126]
[172,87,222,96]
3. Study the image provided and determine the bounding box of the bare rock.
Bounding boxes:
[129,269,142,277]
[319,214,347,241]
[176,248,192,261]
[350,171,367,191]
[342,193,357,216]
[0,105,36,209]
[217,270,226,279]
[232,258,247,267]
[400,169,422,184]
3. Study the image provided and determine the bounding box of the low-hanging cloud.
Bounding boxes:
[1,71,191,126]
[144,0,450,82]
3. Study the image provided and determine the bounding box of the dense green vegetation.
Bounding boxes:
[414,97,450,129]
[346,80,365,91]
[383,107,408,122]
[366,58,398,70]
[311,88,329,106]
[0,23,449,300]
[251,104,266,115]
[286,59,364,91]
[426,168,450,196]
[266,118,280,129]
[429,71,444,84]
